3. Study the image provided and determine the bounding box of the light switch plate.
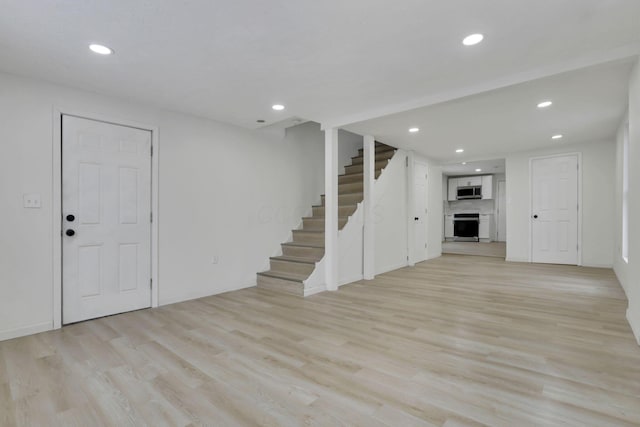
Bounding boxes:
[23,194,41,208]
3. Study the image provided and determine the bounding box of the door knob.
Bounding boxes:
[66,214,75,222]
[65,229,75,237]
[414,217,419,221]
[533,214,538,219]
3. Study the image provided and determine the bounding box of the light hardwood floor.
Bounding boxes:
[442,241,506,258]
[1,255,639,426]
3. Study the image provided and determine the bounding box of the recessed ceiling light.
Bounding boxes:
[475,168,482,172]
[456,149,464,153]
[89,44,113,55]
[551,134,563,140]
[462,162,467,165]
[409,127,419,133]
[462,33,484,46]
[272,104,285,111]
[537,101,553,108]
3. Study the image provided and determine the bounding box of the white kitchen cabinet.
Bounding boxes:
[458,176,482,187]
[482,175,493,199]
[447,178,458,201]
[479,214,494,241]
[444,215,454,239]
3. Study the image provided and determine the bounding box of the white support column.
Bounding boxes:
[363,135,375,280]
[325,127,339,291]
[407,150,416,267]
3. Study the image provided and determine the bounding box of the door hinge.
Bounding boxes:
[150,278,152,289]
[406,157,408,167]
[150,145,153,157]
[150,212,153,223]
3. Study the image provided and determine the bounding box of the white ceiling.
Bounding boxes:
[442,159,505,177]
[345,59,634,162]
[0,1,639,130]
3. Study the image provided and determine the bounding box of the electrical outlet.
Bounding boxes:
[23,194,41,208]
[212,256,219,264]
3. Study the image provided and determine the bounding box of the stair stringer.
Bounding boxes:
[372,148,410,275]
[303,253,326,296]
[302,201,364,296]
[302,146,400,296]
[337,201,364,286]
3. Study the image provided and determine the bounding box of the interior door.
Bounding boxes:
[413,162,428,262]
[531,155,578,265]
[62,115,152,324]
[497,181,506,242]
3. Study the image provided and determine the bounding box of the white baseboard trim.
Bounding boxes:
[339,274,364,287]
[375,261,410,276]
[582,263,614,269]
[304,284,327,296]
[160,282,256,306]
[627,307,640,346]
[0,321,52,342]
[505,257,528,263]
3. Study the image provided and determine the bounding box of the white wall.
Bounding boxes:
[374,150,409,274]
[614,59,640,344]
[337,130,362,175]
[0,71,327,341]
[505,140,615,267]
[335,130,364,285]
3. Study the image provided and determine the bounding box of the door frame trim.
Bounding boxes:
[528,152,582,266]
[52,108,160,329]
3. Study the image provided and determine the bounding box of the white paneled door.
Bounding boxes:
[531,155,578,265]
[413,162,428,262]
[62,115,152,324]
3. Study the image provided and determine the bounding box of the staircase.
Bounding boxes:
[256,142,397,296]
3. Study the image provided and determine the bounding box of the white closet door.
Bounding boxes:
[62,115,152,324]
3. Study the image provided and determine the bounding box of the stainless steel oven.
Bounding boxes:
[453,213,480,241]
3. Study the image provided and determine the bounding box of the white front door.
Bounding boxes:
[531,155,578,265]
[413,162,428,262]
[62,115,152,324]
[497,180,506,242]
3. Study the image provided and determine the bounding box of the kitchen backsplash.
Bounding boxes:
[445,199,495,214]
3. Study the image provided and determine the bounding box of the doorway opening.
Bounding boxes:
[442,158,506,258]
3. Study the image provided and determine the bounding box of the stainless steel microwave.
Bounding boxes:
[457,186,482,200]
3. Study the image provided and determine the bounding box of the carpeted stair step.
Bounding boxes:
[344,159,392,175]
[257,270,307,296]
[280,242,324,259]
[269,256,317,276]
[312,204,358,217]
[302,216,349,230]
[338,171,382,184]
[292,229,324,245]
[350,149,396,165]
[320,192,364,206]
